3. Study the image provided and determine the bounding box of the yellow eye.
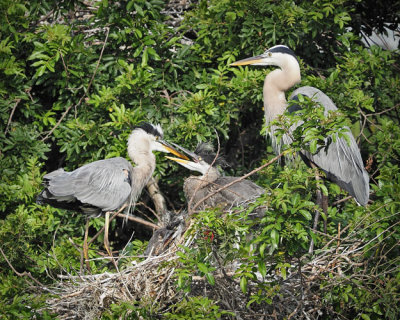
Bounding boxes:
[198,157,202,161]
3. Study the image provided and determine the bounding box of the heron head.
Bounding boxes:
[130,123,189,159]
[165,142,227,175]
[230,45,298,68]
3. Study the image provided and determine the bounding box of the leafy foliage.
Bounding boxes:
[0,0,399,319]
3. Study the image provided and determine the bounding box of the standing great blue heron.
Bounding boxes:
[37,122,187,263]
[166,142,265,213]
[231,45,369,207]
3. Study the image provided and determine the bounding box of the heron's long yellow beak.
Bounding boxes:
[165,156,190,164]
[230,55,265,66]
[159,140,189,160]
[163,146,189,160]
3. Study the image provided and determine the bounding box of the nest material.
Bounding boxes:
[46,247,183,319]
[44,213,375,320]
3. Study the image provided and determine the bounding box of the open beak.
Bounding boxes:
[159,140,189,160]
[164,142,201,164]
[165,143,211,175]
[165,155,190,165]
[230,54,266,66]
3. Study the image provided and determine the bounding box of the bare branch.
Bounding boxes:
[117,213,160,230]
[146,177,167,220]
[4,98,21,135]
[0,246,46,289]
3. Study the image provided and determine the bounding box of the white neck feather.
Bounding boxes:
[127,131,156,199]
[263,56,301,125]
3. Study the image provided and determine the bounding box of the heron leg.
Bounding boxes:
[83,218,91,271]
[309,164,329,254]
[322,193,328,233]
[104,211,118,269]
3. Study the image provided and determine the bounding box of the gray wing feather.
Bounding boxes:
[288,86,369,205]
[47,157,133,211]
[217,177,264,204]
[185,175,264,209]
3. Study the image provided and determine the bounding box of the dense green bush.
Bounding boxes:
[0,0,399,318]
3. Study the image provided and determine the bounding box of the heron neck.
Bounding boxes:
[263,61,301,124]
[184,167,220,196]
[200,167,220,184]
[129,151,156,199]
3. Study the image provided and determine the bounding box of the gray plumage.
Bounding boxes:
[231,45,369,206]
[184,174,265,211]
[37,158,134,215]
[289,86,370,206]
[37,123,185,216]
[170,143,265,212]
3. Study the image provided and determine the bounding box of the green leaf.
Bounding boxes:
[197,262,208,274]
[196,84,208,90]
[258,260,266,278]
[271,229,279,247]
[310,139,317,154]
[319,183,328,196]
[240,276,247,294]
[259,243,266,258]
[205,273,215,285]
[134,3,144,16]
[28,52,50,61]
[141,47,148,67]
[300,210,312,220]
[126,0,134,11]
[225,12,236,22]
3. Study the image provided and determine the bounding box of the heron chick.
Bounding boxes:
[231,45,369,206]
[166,142,265,213]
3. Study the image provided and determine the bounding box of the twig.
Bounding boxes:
[0,246,46,289]
[4,98,21,134]
[41,27,110,141]
[190,151,287,214]
[146,177,166,220]
[59,49,69,78]
[331,195,353,206]
[117,213,160,230]
[135,201,159,223]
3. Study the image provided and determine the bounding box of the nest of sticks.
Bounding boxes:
[46,249,182,319]
[43,207,382,320]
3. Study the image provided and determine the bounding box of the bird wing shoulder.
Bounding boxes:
[71,157,133,211]
[289,86,338,113]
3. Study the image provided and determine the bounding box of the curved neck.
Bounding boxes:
[263,59,301,124]
[127,138,156,201]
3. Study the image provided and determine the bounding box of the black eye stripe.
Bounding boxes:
[135,122,164,138]
[267,46,298,61]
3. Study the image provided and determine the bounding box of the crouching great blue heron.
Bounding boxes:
[231,45,369,207]
[37,123,187,264]
[166,143,265,213]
